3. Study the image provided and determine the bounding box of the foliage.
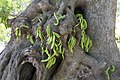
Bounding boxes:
[12,12,91,69]
[117,0,120,17]
[68,36,76,53]
[0,0,30,52]
[15,25,29,42]
[76,14,92,52]
[0,0,12,27]
[0,23,10,46]
[0,0,30,28]
[105,65,116,80]
[40,25,65,69]
[36,26,44,42]
[116,0,120,50]
[39,13,92,69]
[54,12,65,26]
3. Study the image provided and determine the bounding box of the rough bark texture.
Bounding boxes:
[0,0,120,80]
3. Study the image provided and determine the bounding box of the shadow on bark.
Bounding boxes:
[18,62,36,80]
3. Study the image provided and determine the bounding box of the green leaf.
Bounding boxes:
[27,34,30,39]
[36,27,39,38]
[46,24,51,37]
[41,56,51,62]
[80,29,92,52]
[38,30,43,42]
[15,28,19,36]
[54,42,58,50]
[30,35,34,44]
[58,14,66,20]
[68,36,76,53]
[16,36,18,42]
[18,29,21,36]
[36,26,43,41]
[45,48,50,57]
[42,46,44,54]
[41,49,57,63]
[53,49,59,56]
[51,34,55,49]
[110,65,116,72]
[53,32,60,38]
[84,36,89,52]
[84,35,92,52]
[81,37,84,49]
[59,44,62,53]
[46,57,56,69]
[54,12,59,26]
[54,13,66,26]
[81,19,87,30]
[21,25,28,28]
[41,48,51,62]
[15,28,20,41]
[106,65,110,80]
[46,36,52,44]
[76,14,83,19]
[71,36,76,47]
[105,65,116,80]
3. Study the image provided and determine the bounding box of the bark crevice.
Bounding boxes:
[18,62,36,80]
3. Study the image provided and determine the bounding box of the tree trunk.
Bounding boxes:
[0,0,120,80]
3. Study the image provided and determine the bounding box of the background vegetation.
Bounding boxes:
[0,0,30,52]
[116,0,120,50]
